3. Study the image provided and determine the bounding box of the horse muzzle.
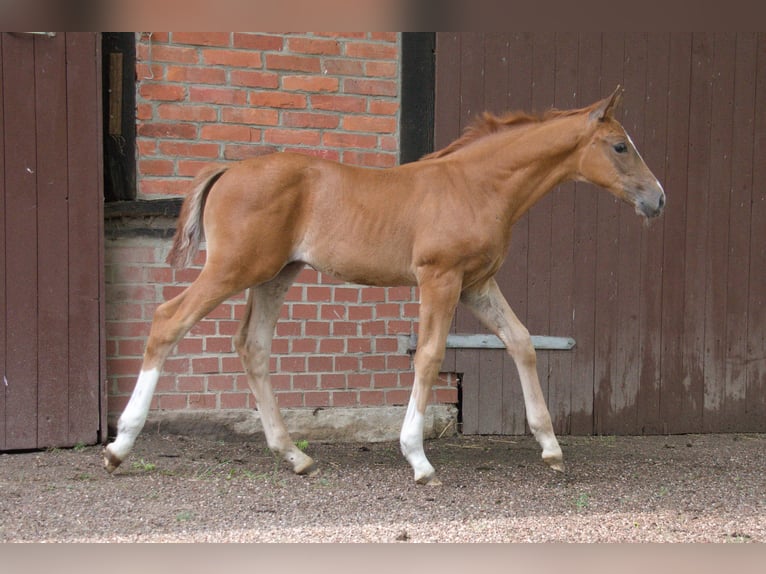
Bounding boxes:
[633,183,665,219]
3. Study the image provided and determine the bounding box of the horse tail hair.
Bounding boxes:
[166,165,228,269]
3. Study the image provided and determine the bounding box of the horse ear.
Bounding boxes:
[590,85,623,122]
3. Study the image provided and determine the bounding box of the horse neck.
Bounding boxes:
[455,114,588,222]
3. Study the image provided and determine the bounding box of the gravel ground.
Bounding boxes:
[1,432,764,542]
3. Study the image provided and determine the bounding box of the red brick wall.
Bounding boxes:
[106,32,458,419]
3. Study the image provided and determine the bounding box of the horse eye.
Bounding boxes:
[613,142,628,154]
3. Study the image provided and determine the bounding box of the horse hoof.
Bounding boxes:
[415,473,442,486]
[543,455,565,473]
[291,453,317,476]
[102,446,122,474]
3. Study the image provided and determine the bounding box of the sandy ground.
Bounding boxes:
[1,431,764,542]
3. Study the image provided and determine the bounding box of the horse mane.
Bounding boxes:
[422,107,580,160]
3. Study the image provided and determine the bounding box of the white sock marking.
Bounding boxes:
[110,368,159,460]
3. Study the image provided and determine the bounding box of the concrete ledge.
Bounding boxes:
[126,405,458,444]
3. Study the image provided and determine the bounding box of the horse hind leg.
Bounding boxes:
[234,262,316,476]
[461,279,564,472]
[103,267,248,473]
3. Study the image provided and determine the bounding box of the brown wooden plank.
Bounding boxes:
[65,33,103,446]
[0,34,7,449]
[433,34,461,154]
[569,33,602,435]
[636,33,670,434]
[2,33,39,449]
[610,33,648,434]
[723,33,756,430]
[476,34,509,434]
[547,31,579,434]
[451,33,486,434]
[745,34,766,429]
[525,33,556,427]
[34,32,71,447]
[659,33,693,433]
[674,33,714,433]
[592,33,625,434]
[703,33,736,431]
[500,33,534,435]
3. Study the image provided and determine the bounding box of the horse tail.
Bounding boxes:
[166,165,228,269]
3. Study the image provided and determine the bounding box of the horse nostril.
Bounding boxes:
[658,194,665,210]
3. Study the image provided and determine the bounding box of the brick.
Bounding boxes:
[249,92,307,109]
[322,132,377,149]
[342,115,397,134]
[205,337,233,353]
[143,44,198,64]
[166,65,226,85]
[304,391,331,408]
[223,144,278,161]
[362,355,387,371]
[308,355,334,372]
[322,59,364,76]
[282,112,339,130]
[343,151,397,168]
[264,129,321,147]
[343,78,398,97]
[359,390,385,406]
[345,42,398,60]
[230,70,280,89]
[157,104,217,122]
[189,86,248,106]
[280,356,306,372]
[335,356,360,372]
[291,338,317,353]
[233,33,284,51]
[282,75,339,93]
[172,32,231,47]
[189,393,217,409]
[275,392,304,408]
[320,373,346,389]
[159,141,220,158]
[139,83,186,101]
[347,338,372,353]
[158,394,187,410]
[366,61,398,78]
[139,159,174,177]
[293,374,318,390]
[334,287,360,303]
[265,54,321,73]
[291,303,318,320]
[220,393,250,409]
[136,64,164,83]
[200,124,260,143]
[332,391,358,407]
[348,373,372,389]
[137,122,197,139]
[385,389,411,406]
[283,148,340,162]
[221,107,279,125]
[369,100,400,116]
[319,338,345,354]
[320,305,346,320]
[287,37,341,56]
[202,49,263,68]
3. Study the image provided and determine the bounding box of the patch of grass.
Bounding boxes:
[175,511,194,522]
[574,492,590,511]
[295,439,309,452]
[131,459,157,472]
[73,441,87,452]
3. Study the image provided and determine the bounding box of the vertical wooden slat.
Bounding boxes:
[2,33,39,449]
[611,33,648,434]
[674,33,714,433]
[477,34,509,434]
[592,33,624,434]
[500,33,534,435]
[35,32,71,447]
[746,34,766,429]
[569,33,602,435]
[703,33,736,431]
[658,34,692,434]
[547,31,578,434]
[65,33,103,445]
[723,33,756,430]
[455,33,489,433]
[636,33,670,434]
[0,34,6,449]
[525,33,555,428]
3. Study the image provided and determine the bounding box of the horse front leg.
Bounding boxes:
[235,263,316,476]
[461,278,564,472]
[401,270,462,485]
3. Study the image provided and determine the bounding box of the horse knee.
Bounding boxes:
[506,330,536,368]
